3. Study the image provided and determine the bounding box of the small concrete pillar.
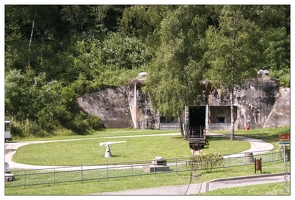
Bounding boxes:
[4,162,14,182]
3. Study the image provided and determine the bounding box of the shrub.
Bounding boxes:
[188,153,225,172]
[10,119,48,138]
[87,114,101,130]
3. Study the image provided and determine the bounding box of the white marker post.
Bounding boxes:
[99,141,126,158]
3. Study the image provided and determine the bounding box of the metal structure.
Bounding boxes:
[99,141,126,157]
[279,133,290,194]
[187,125,208,150]
[184,106,208,150]
[5,149,286,188]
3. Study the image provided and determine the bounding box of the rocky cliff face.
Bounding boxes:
[76,78,290,129]
[208,78,290,129]
[76,86,133,128]
[263,87,290,128]
[235,78,278,129]
[235,78,290,129]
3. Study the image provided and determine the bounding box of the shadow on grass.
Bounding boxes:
[171,135,232,142]
[206,135,232,141]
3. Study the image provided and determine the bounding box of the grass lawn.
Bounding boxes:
[5,126,290,195]
[12,129,251,166]
[214,126,290,146]
[11,128,181,142]
[5,161,290,195]
[199,181,290,195]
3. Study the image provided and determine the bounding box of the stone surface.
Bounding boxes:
[76,78,290,129]
[76,86,133,128]
[263,87,290,128]
[5,173,15,182]
[143,165,170,172]
[152,157,167,165]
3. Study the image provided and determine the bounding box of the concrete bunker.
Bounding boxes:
[207,106,238,130]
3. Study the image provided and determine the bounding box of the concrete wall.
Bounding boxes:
[76,78,290,129]
[208,78,290,129]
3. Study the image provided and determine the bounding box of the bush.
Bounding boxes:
[87,114,101,130]
[66,111,90,134]
[10,119,48,138]
[188,153,225,172]
[10,121,25,138]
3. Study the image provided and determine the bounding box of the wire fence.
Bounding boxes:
[5,148,288,188]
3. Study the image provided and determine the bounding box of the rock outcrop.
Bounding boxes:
[77,86,133,128]
[263,87,290,128]
[76,78,290,129]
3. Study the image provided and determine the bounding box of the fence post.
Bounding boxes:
[283,145,286,164]
[54,168,56,185]
[24,170,27,186]
[107,164,108,180]
[153,162,156,180]
[176,158,178,173]
[81,166,83,183]
[228,155,231,169]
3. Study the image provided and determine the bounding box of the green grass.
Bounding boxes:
[5,127,290,195]
[5,172,194,195]
[11,128,180,142]
[199,181,290,195]
[212,126,290,146]
[12,131,250,166]
[5,161,290,195]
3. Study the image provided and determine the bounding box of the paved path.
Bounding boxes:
[206,173,290,192]
[97,173,290,195]
[206,133,274,157]
[5,132,288,195]
[96,133,287,196]
[4,132,274,169]
[4,133,181,169]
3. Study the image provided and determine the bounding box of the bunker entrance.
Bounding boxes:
[187,106,208,150]
[189,106,206,127]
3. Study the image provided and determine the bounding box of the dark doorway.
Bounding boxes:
[189,106,206,127]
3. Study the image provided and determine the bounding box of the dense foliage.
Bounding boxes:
[5,5,290,137]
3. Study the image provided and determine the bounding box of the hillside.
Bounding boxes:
[5,5,290,137]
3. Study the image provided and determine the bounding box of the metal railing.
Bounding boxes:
[159,123,180,130]
[208,123,232,130]
[5,148,287,188]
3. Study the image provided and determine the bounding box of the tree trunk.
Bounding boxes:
[179,110,184,137]
[230,89,235,140]
[29,11,36,48]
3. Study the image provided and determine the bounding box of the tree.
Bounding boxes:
[119,5,176,57]
[101,32,152,70]
[5,5,289,138]
[88,5,129,33]
[261,27,290,86]
[143,5,209,137]
[204,5,262,140]
[240,5,290,87]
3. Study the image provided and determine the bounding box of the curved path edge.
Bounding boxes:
[5,132,274,169]
[5,132,289,195]
[95,173,290,195]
